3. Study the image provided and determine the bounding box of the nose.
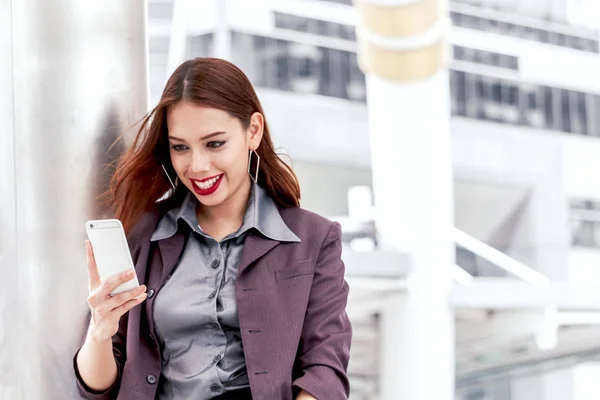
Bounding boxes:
[189,149,210,174]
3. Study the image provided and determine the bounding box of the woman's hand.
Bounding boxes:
[85,240,147,343]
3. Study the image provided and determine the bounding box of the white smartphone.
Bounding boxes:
[85,219,139,296]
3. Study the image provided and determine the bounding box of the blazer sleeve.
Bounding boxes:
[292,221,352,400]
[73,312,129,400]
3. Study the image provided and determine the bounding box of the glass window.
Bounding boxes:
[318,47,332,97]
[491,82,502,103]
[491,52,501,66]
[480,18,494,32]
[450,12,462,26]
[484,79,502,122]
[501,84,520,124]
[327,48,346,98]
[522,26,538,41]
[453,46,464,61]
[457,70,467,117]
[475,76,486,120]
[586,39,599,52]
[317,20,330,36]
[496,21,511,35]
[505,23,518,37]
[568,91,587,134]
[305,18,319,36]
[586,94,599,136]
[572,36,587,51]
[519,86,534,127]
[474,49,486,64]
[585,93,598,136]
[462,47,476,62]
[273,12,355,42]
[253,35,269,87]
[536,29,549,43]
[463,15,479,29]
[541,86,554,130]
[464,73,480,119]
[566,35,578,49]
[560,89,572,133]
[275,39,291,91]
[340,24,356,41]
[508,56,519,70]
[231,32,258,83]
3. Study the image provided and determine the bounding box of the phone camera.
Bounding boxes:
[90,223,94,228]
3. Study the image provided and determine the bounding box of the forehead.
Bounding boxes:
[166,102,240,135]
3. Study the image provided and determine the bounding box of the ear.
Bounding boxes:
[247,112,264,150]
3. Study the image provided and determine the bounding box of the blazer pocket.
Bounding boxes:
[274,259,314,281]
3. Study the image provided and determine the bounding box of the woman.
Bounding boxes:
[73,58,352,400]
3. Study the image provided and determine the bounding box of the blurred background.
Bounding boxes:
[4,0,600,399]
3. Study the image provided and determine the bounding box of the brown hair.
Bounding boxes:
[107,58,301,233]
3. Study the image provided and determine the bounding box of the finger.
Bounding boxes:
[106,285,147,310]
[86,240,102,291]
[98,269,138,298]
[112,293,147,317]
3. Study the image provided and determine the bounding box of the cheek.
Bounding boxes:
[219,150,246,176]
[170,154,188,177]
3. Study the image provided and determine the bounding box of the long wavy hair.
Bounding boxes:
[106,58,301,234]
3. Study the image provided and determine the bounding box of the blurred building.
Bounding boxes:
[147,1,600,399]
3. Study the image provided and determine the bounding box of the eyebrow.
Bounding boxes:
[168,131,226,142]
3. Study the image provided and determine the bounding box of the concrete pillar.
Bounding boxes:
[354,0,454,399]
[214,0,232,60]
[1,1,148,398]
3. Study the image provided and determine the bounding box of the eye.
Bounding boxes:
[170,144,188,152]
[207,141,226,149]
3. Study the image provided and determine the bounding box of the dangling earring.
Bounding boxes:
[161,164,179,190]
[248,149,260,183]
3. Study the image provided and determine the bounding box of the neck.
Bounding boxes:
[196,178,252,230]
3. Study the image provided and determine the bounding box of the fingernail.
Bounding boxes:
[127,271,134,277]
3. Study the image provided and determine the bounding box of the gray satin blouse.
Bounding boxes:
[149,183,300,399]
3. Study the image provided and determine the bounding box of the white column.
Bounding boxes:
[354,1,454,399]
[166,0,191,79]
[213,0,232,60]
[4,1,148,398]
[372,71,455,400]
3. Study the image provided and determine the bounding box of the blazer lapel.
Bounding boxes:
[238,233,280,276]
[157,230,187,282]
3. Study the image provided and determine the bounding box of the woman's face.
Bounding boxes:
[166,102,263,208]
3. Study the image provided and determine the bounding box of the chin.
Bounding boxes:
[196,194,227,207]
[192,180,230,207]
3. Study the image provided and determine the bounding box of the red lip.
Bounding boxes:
[191,174,222,183]
[190,174,224,196]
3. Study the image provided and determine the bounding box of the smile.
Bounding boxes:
[192,175,222,190]
[190,174,224,196]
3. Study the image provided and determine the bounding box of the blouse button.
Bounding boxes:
[210,384,221,393]
[146,375,157,384]
[210,259,220,269]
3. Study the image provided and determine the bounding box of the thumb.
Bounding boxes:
[86,240,102,291]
